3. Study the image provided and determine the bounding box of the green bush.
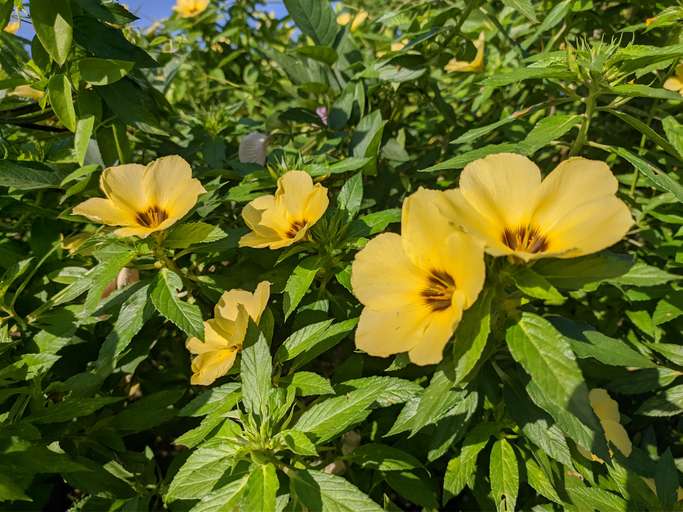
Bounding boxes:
[0,0,682,510]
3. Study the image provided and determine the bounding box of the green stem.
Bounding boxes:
[569,91,597,156]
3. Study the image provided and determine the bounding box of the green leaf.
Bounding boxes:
[452,113,522,144]
[350,443,423,471]
[610,146,683,203]
[524,457,561,504]
[29,396,122,423]
[655,449,678,508]
[290,318,358,370]
[484,66,574,88]
[164,222,228,249]
[453,288,493,384]
[505,313,605,456]
[283,256,319,319]
[295,45,338,65]
[150,268,204,339]
[30,0,73,65]
[512,267,564,303]
[636,384,683,416]
[74,90,100,165]
[351,111,386,174]
[0,160,63,190]
[190,471,250,512]
[337,172,363,220]
[534,252,633,289]
[166,442,238,501]
[385,471,439,509]
[240,463,278,512]
[607,261,680,287]
[501,0,538,22]
[290,469,383,512]
[0,258,33,305]
[0,473,30,502]
[48,74,77,132]
[285,371,334,396]
[605,109,681,160]
[340,376,422,408]
[240,322,272,416]
[489,438,519,512]
[283,0,338,46]
[274,430,318,456]
[609,84,683,100]
[443,423,497,504]
[78,57,134,85]
[663,116,683,157]
[179,383,241,417]
[82,244,137,315]
[276,320,333,362]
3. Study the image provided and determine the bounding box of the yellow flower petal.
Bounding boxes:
[100,163,148,214]
[143,155,206,213]
[355,304,431,358]
[350,10,368,31]
[239,230,284,249]
[304,184,330,226]
[276,171,315,219]
[442,232,486,308]
[663,76,683,92]
[113,226,157,238]
[408,292,465,366]
[190,348,237,386]
[601,419,632,457]
[337,12,352,25]
[4,20,19,34]
[72,198,135,226]
[445,32,485,73]
[351,233,425,310]
[212,281,270,343]
[175,0,209,18]
[186,319,230,354]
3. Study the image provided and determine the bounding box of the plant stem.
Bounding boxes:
[569,91,596,156]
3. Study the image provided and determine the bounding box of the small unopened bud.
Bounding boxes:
[238,132,269,166]
[341,431,361,455]
[323,460,347,475]
[101,267,140,299]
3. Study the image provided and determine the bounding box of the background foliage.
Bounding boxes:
[0,0,683,510]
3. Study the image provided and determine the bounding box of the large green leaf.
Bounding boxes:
[290,469,383,512]
[283,256,319,319]
[240,463,278,512]
[283,0,338,46]
[150,268,204,339]
[240,322,272,416]
[166,442,238,501]
[489,438,519,512]
[47,74,77,132]
[30,0,73,65]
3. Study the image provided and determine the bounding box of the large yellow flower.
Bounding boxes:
[351,189,485,366]
[438,153,633,262]
[174,0,209,18]
[445,32,485,73]
[72,156,206,239]
[663,62,683,95]
[186,281,270,386]
[239,171,329,249]
[578,388,631,463]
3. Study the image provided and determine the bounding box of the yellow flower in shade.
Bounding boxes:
[351,189,485,366]
[438,153,633,262]
[186,281,270,386]
[174,0,209,18]
[4,20,19,34]
[663,62,683,95]
[337,10,367,31]
[9,85,45,101]
[445,32,485,73]
[239,171,329,249]
[578,388,631,463]
[72,156,206,239]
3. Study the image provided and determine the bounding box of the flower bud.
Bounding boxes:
[238,132,269,166]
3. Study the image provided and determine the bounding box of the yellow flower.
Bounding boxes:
[72,155,206,239]
[664,62,683,95]
[186,281,270,386]
[8,85,45,101]
[351,189,485,366]
[239,170,329,249]
[577,388,631,463]
[337,10,367,31]
[438,153,633,262]
[4,20,19,34]
[174,0,209,18]
[445,32,485,73]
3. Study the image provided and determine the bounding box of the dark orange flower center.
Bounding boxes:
[285,220,307,239]
[502,225,549,253]
[421,270,456,311]
[136,206,169,228]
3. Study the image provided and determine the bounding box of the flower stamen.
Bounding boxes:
[502,225,549,253]
[285,220,307,239]
[136,206,169,228]
[421,270,456,311]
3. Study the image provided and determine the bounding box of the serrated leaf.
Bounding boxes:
[286,371,334,396]
[275,430,318,456]
[502,0,537,22]
[350,443,423,471]
[290,469,383,512]
[179,383,241,417]
[240,322,272,416]
[166,443,238,501]
[283,256,319,319]
[189,471,250,512]
[164,222,228,249]
[337,172,363,220]
[512,267,564,304]
[534,252,634,289]
[636,384,683,416]
[490,438,519,512]
[150,268,204,339]
[240,463,278,512]
[453,288,493,384]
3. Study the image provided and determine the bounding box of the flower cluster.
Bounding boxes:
[351,153,633,365]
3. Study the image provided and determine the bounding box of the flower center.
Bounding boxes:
[421,270,456,311]
[285,220,307,239]
[502,225,549,253]
[135,206,169,228]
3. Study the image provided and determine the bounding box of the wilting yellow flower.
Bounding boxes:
[445,32,485,73]
[664,62,683,95]
[174,0,209,18]
[351,189,485,366]
[4,20,19,34]
[438,153,633,262]
[337,9,367,31]
[8,85,45,101]
[72,156,206,239]
[577,388,631,463]
[186,281,270,385]
[239,171,329,249]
